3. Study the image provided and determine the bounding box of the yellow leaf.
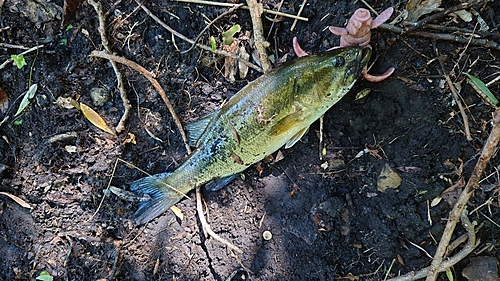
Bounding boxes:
[79,102,116,135]
[170,205,184,220]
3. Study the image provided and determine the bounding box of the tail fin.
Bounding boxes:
[128,173,184,224]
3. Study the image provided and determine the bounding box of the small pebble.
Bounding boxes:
[263,230,272,240]
[90,87,110,106]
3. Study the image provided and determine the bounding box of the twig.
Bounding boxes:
[88,0,131,133]
[387,211,478,281]
[0,45,44,70]
[425,108,500,281]
[377,25,500,51]
[403,0,485,33]
[136,0,263,73]
[89,50,192,154]
[290,0,307,31]
[181,4,244,54]
[433,43,472,141]
[0,43,31,50]
[196,187,243,253]
[173,0,308,21]
[246,0,271,72]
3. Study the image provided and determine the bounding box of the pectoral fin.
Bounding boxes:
[269,107,308,136]
[285,126,309,149]
[185,110,219,147]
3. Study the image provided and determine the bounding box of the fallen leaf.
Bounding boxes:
[55,96,75,109]
[405,0,442,23]
[79,102,116,135]
[453,10,472,22]
[14,83,37,116]
[464,72,499,107]
[170,205,184,220]
[0,86,8,114]
[441,177,465,206]
[0,191,32,209]
[109,186,151,202]
[123,132,136,145]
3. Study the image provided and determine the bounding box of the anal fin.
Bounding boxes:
[205,174,236,191]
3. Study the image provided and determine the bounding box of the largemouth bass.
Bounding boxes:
[130,46,371,224]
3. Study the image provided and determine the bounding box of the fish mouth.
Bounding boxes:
[344,47,371,83]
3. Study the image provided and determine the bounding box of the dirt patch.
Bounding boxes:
[1,0,499,280]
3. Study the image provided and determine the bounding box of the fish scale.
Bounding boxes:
[129,46,371,224]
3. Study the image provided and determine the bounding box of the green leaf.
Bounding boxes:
[445,267,454,281]
[11,54,27,69]
[222,24,241,45]
[36,271,53,281]
[210,36,216,51]
[14,83,38,116]
[13,119,23,125]
[60,38,68,46]
[66,24,73,31]
[464,72,499,107]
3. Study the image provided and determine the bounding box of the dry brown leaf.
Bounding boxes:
[405,0,442,23]
[0,86,8,114]
[79,102,116,135]
[0,191,32,209]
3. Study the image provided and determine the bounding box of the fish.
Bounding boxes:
[129,46,371,224]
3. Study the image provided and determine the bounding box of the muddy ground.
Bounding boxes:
[1,0,499,280]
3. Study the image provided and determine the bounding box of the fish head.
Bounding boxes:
[297,46,371,107]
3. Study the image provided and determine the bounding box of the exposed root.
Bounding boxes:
[196,187,243,254]
[88,0,131,133]
[387,211,478,281]
[424,108,500,280]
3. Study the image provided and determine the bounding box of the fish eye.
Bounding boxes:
[332,56,345,67]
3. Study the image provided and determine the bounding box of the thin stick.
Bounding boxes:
[196,187,243,253]
[90,50,192,154]
[0,43,31,50]
[425,108,500,281]
[434,43,472,141]
[181,4,243,54]
[136,0,263,73]
[377,25,500,51]
[88,0,131,133]
[0,45,44,70]
[174,0,308,21]
[290,0,307,31]
[246,0,271,72]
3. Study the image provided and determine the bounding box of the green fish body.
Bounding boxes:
[130,46,371,224]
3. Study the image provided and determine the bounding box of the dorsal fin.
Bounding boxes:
[185,110,219,147]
